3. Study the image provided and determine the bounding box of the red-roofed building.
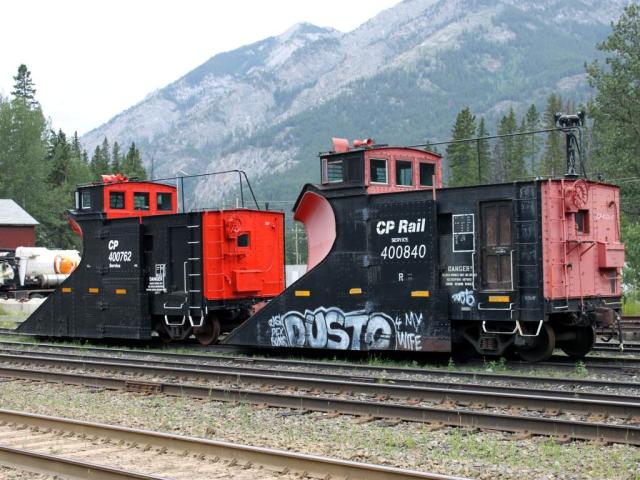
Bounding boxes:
[0,200,39,249]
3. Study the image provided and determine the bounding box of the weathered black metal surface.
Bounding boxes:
[18,217,151,339]
[435,182,545,324]
[226,185,451,352]
[17,212,205,339]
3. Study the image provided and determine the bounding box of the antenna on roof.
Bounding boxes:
[554,111,586,178]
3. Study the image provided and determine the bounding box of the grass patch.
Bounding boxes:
[0,319,17,329]
[623,291,640,315]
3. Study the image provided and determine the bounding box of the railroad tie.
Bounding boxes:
[553,435,572,445]
[510,431,532,440]
[354,415,375,424]
[587,413,608,422]
[424,422,446,432]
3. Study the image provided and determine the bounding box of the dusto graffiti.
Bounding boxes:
[451,288,475,307]
[266,307,425,351]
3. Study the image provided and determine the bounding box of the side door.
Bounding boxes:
[481,201,513,291]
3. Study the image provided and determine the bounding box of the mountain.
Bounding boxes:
[81,0,627,207]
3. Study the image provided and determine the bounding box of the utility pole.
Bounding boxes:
[294,223,299,265]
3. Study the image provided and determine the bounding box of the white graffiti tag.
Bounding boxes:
[268,316,288,347]
[451,289,475,307]
[266,307,424,351]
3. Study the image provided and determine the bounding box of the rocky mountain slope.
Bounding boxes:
[82,0,627,206]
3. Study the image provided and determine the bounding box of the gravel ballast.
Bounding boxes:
[0,379,638,479]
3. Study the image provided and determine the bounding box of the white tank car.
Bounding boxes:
[15,247,80,288]
[0,252,15,288]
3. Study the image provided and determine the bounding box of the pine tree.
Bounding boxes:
[493,108,519,182]
[476,117,491,184]
[588,3,640,218]
[71,131,82,160]
[101,137,111,170]
[48,130,71,187]
[111,141,122,172]
[541,93,564,176]
[0,70,51,245]
[11,64,38,109]
[122,142,147,179]
[523,104,542,174]
[90,145,110,177]
[512,118,527,180]
[446,107,477,186]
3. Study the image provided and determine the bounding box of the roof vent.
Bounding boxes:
[101,174,128,184]
[331,138,350,153]
[353,138,375,148]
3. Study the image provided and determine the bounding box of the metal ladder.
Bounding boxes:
[546,179,570,309]
[186,212,204,328]
[513,183,542,320]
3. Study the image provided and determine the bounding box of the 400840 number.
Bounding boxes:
[380,244,427,260]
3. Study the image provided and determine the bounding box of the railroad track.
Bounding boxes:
[0,409,459,480]
[1,338,639,381]
[0,347,638,409]
[596,315,640,347]
[0,348,638,445]
[594,342,640,353]
[1,341,639,390]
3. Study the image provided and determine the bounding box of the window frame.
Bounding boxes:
[369,158,388,185]
[419,162,436,187]
[395,160,413,187]
[80,190,91,210]
[237,233,250,248]
[156,192,173,211]
[576,210,590,235]
[326,159,344,183]
[133,192,150,211]
[109,191,126,210]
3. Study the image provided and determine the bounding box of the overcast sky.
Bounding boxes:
[0,0,401,136]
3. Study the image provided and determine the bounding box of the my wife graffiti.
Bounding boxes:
[267,307,424,351]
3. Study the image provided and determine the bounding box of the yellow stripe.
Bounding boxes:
[88,288,99,294]
[294,290,311,297]
[115,289,127,295]
[61,287,72,293]
[349,288,362,295]
[411,290,430,298]
[488,295,510,303]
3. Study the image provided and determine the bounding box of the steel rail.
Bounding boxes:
[0,445,169,480]
[0,347,638,408]
[0,409,466,480]
[0,339,638,387]
[4,334,640,373]
[594,344,640,353]
[0,364,639,445]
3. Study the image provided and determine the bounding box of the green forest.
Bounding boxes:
[0,65,146,249]
[437,5,640,290]
[1,5,640,287]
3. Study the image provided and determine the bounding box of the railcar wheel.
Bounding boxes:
[560,326,595,359]
[195,316,221,346]
[153,318,172,344]
[518,323,555,363]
